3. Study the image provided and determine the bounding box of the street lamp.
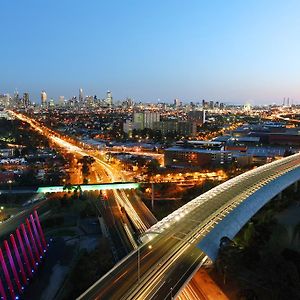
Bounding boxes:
[7,180,12,191]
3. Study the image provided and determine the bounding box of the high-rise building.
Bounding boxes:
[49,98,55,108]
[58,96,65,106]
[41,91,47,107]
[133,111,160,130]
[174,99,181,107]
[153,120,197,137]
[188,110,206,124]
[202,99,209,109]
[144,111,160,129]
[0,94,10,108]
[106,90,113,107]
[79,88,84,104]
[86,96,94,107]
[23,93,30,108]
[123,97,134,108]
[13,91,19,106]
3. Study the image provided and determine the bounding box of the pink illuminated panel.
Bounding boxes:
[3,240,22,294]
[34,210,47,250]
[10,234,27,286]
[25,219,40,262]
[20,224,37,271]
[30,214,43,256]
[0,277,6,300]
[16,228,32,277]
[0,248,15,300]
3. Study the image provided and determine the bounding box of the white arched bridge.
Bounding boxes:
[79,153,300,300]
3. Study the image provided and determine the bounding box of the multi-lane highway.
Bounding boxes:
[9,111,157,248]
[79,152,300,299]
[11,110,300,299]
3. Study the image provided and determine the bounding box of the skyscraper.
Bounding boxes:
[58,96,65,106]
[79,88,84,104]
[49,98,55,108]
[106,90,113,107]
[23,92,30,108]
[41,91,47,107]
[13,90,19,106]
[0,94,10,108]
[174,99,181,107]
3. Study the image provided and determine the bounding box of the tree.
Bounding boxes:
[79,156,95,176]
[146,160,160,176]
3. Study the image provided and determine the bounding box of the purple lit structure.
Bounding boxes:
[0,211,48,300]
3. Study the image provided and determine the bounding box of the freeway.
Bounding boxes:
[79,152,300,300]
[9,111,157,245]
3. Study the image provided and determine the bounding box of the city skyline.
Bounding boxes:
[1,86,299,107]
[2,1,300,299]
[2,0,300,104]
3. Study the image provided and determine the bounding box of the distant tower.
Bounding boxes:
[58,96,65,106]
[49,98,55,108]
[23,93,30,108]
[106,90,113,107]
[244,101,252,112]
[79,88,84,104]
[174,99,181,107]
[41,91,47,107]
[13,90,19,104]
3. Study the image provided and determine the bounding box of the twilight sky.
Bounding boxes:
[1,0,300,104]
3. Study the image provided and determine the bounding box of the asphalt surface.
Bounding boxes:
[78,153,300,300]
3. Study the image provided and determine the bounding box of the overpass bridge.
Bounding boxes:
[0,182,140,195]
[79,152,300,300]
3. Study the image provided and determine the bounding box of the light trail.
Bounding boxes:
[78,150,300,300]
[9,111,148,240]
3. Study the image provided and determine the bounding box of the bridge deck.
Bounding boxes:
[78,153,300,300]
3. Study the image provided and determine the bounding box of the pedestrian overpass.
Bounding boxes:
[0,182,140,195]
[37,182,140,194]
[79,152,300,300]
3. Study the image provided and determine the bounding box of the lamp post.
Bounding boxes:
[7,180,12,207]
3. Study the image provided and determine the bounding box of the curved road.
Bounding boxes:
[79,152,300,300]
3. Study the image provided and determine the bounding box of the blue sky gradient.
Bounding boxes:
[1,0,300,104]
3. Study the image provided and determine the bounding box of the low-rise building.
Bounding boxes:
[164,146,232,168]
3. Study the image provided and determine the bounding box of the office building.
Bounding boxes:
[0,94,10,108]
[133,111,160,130]
[79,88,84,104]
[106,90,113,107]
[187,110,206,124]
[23,92,30,108]
[41,90,47,107]
[174,99,181,107]
[58,96,65,106]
